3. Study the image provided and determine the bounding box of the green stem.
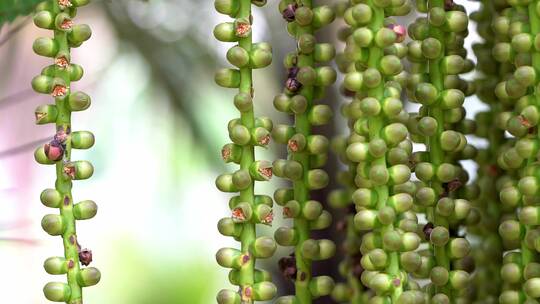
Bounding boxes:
[53,2,83,303]
[238,0,256,293]
[367,1,401,301]
[427,0,450,297]
[294,0,314,302]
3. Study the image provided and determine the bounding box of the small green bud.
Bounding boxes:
[440,89,465,109]
[44,256,69,276]
[231,169,251,190]
[417,116,437,137]
[307,169,329,190]
[251,237,277,258]
[226,46,249,67]
[416,186,436,206]
[70,131,95,150]
[43,282,71,302]
[449,270,469,290]
[430,226,449,246]
[40,189,62,208]
[41,214,64,236]
[306,135,329,154]
[514,66,536,87]
[351,4,372,25]
[448,238,470,259]
[369,273,392,293]
[214,22,238,42]
[314,43,335,62]
[415,83,439,105]
[499,291,520,304]
[382,123,408,146]
[519,176,540,196]
[360,97,381,116]
[68,91,91,111]
[421,38,442,59]
[436,197,454,217]
[354,209,379,230]
[344,71,363,91]
[250,48,272,69]
[501,262,521,284]
[363,68,382,88]
[310,210,332,230]
[274,188,294,206]
[389,164,411,185]
[215,0,240,16]
[297,66,317,85]
[295,6,314,26]
[73,200,98,220]
[375,27,397,47]
[215,174,237,192]
[274,227,298,246]
[34,10,55,29]
[380,55,403,76]
[312,6,335,29]
[512,33,533,53]
[388,193,413,213]
[77,267,101,287]
[215,68,241,88]
[68,24,92,44]
[430,266,449,286]
[525,278,540,298]
[310,276,335,298]
[217,289,241,304]
[400,252,422,273]
[33,37,59,57]
[308,105,332,126]
[316,66,337,86]
[382,97,403,118]
[499,220,522,243]
[298,33,316,54]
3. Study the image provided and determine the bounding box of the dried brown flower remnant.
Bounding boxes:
[78,248,93,266]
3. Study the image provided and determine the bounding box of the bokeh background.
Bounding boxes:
[0,0,482,303]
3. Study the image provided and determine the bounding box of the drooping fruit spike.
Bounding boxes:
[272,1,337,303]
[32,1,100,302]
[214,0,277,302]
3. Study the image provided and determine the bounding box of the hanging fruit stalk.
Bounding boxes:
[407,0,477,302]
[272,1,337,303]
[328,2,371,303]
[214,0,278,303]
[340,0,429,302]
[32,0,100,303]
[492,0,540,302]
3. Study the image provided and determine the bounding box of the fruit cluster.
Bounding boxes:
[31,0,100,303]
[214,0,278,303]
[272,1,337,303]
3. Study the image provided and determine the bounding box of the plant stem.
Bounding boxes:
[238,0,256,290]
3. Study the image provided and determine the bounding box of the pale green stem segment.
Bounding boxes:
[427,0,450,297]
[366,1,402,302]
[52,1,84,302]
[293,0,314,302]
[237,0,256,298]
